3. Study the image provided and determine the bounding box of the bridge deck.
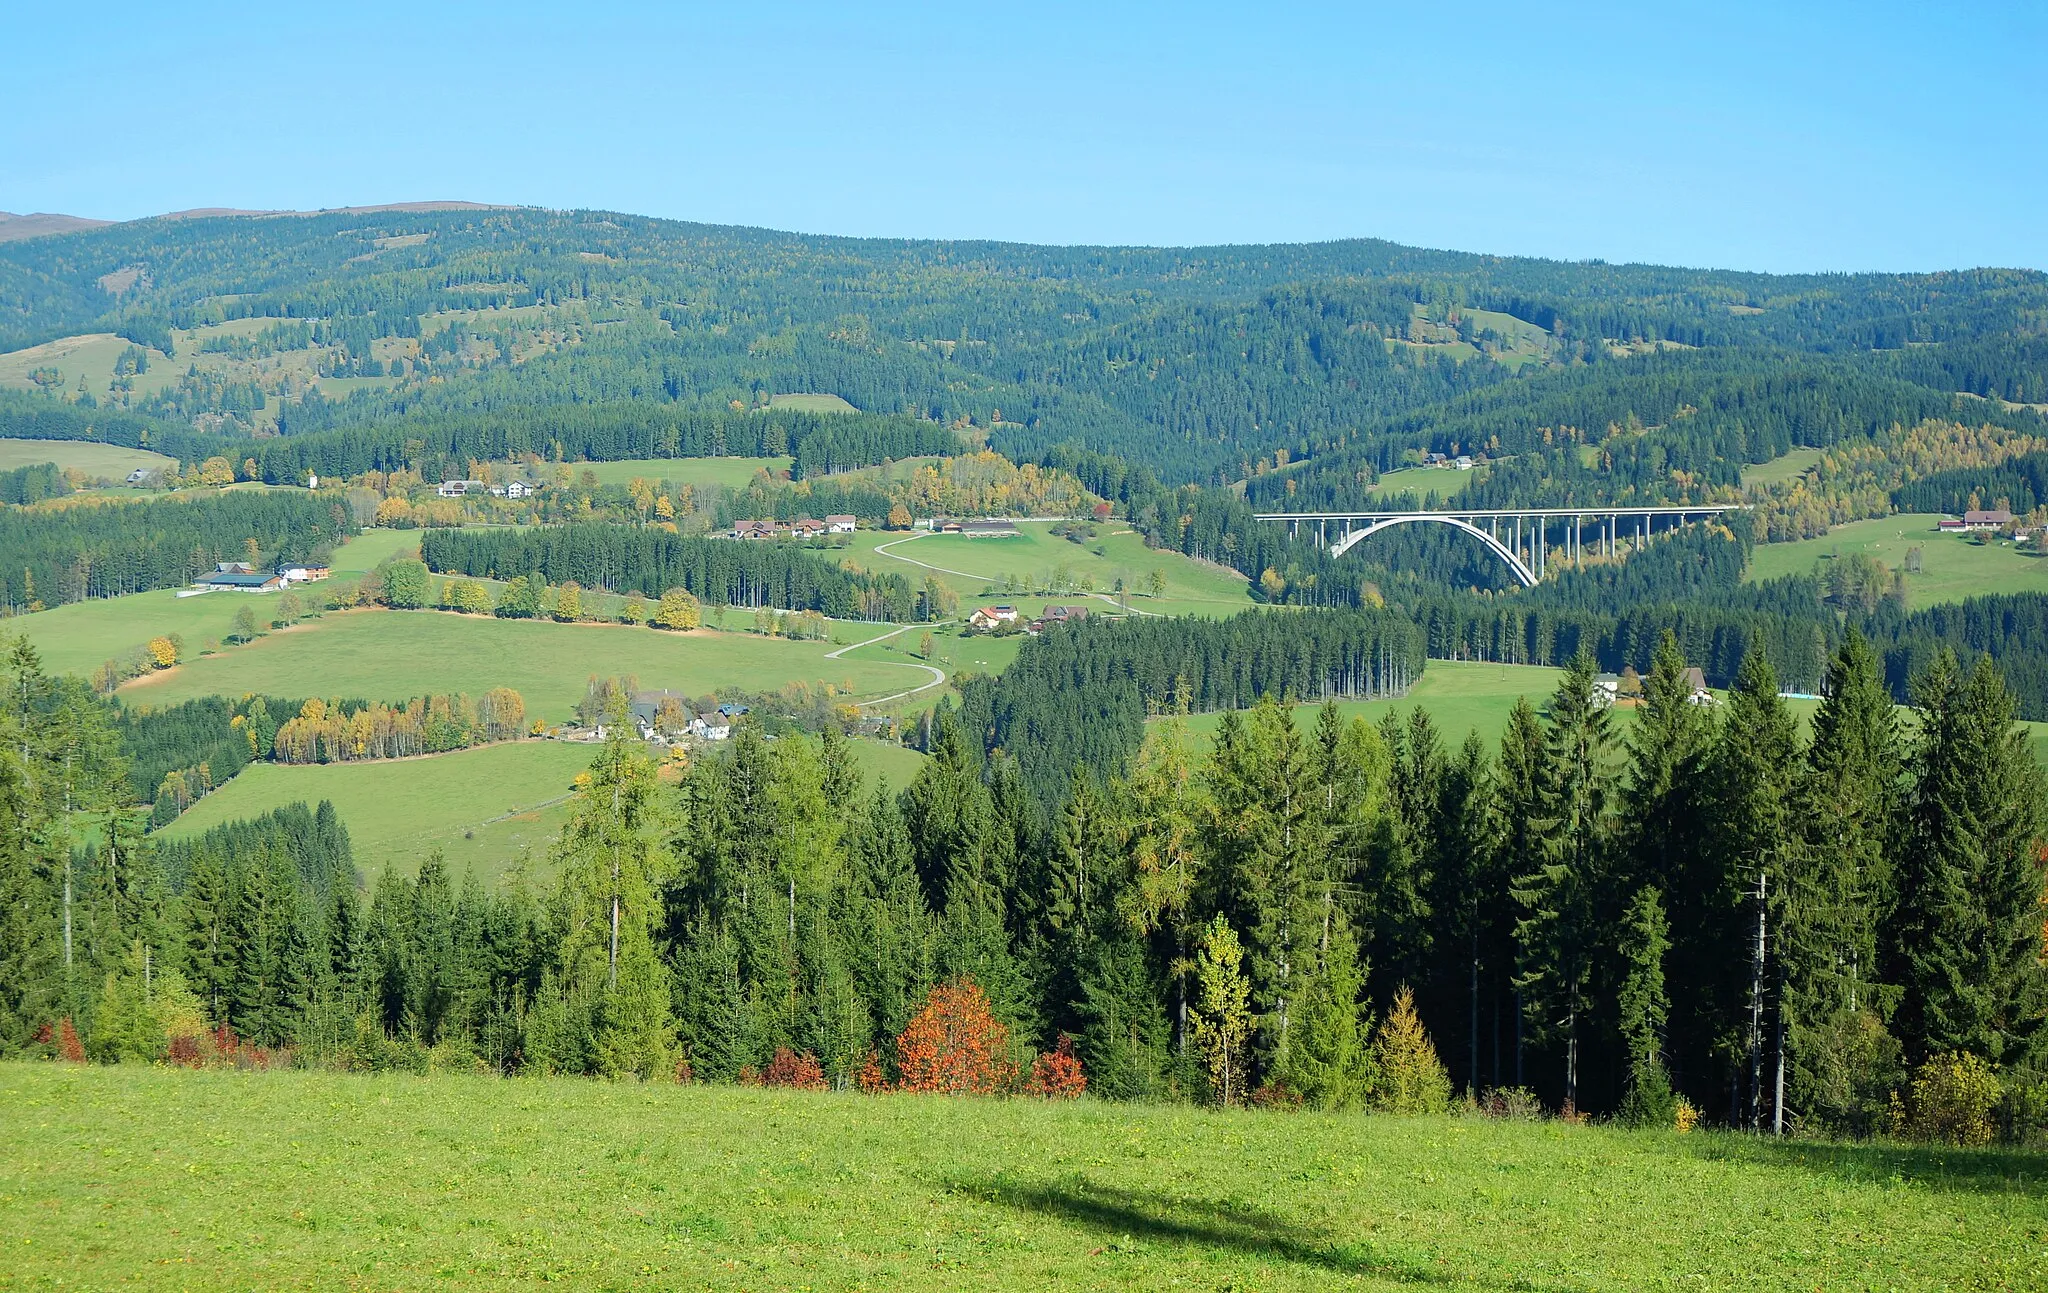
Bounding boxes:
[1253,505,1743,520]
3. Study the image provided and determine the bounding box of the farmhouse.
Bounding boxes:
[196,569,285,592]
[730,519,780,540]
[1683,667,1715,705]
[278,564,330,583]
[435,479,488,498]
[124,468,153,485]
[1025,605,1091,634]
[1962,508,2014,530]
[490,480,537,499]
[824,514,857,534]
[789,518,827,539]
[967,605,1021,631]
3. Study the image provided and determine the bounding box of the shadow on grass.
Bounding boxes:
[945,1172,1452,1283]
[1676,1131,2048,1197]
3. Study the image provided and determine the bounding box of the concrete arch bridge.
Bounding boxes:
[1252,506,1745,587]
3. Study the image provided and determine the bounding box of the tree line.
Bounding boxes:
[421,523,922,621]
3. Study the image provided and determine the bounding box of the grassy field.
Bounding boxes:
[159,740,593,883]
[0,437,174,481]
[1172,661,1567,752]
[154,736,929,883]
[5,1063,2042,1290]
[11,528,420,678]
[1746,512,2048,608]
[572,456,793,489]
[119,610,925,721]
[846,523,1254,619]
[1740,447,1825,489]
[1364,465,1479,501]
[768,392,859,413]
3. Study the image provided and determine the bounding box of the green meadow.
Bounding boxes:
[571,456,793,489]
[119,611,926,722]
[1745,512,2048,608]
[1171,660,1567,752]
[767,391,860,413]
[1740,446,1826,489]
[1364,465,1480,501]
[156,736,932,884]
[11,527,420,678]
[846,522,1254,618]
[5,1062,2042,1291]
[0,437,174,481]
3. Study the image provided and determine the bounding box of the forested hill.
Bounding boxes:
[3,207,2044,487]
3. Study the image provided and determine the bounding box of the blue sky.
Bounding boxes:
[3,2,2041,272]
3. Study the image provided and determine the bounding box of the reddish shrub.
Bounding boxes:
[893,979,1016,1096]
[56,1018,84,1064]
[673,1054,695,1084]
[31,1022,53,1048]
[1026,1034,1087,1099]
[1251,1080,1304,1110]
[167,1034,206,1068]
[855,1048,888,1094]
[749,1047,828,1091]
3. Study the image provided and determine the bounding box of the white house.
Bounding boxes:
[435,479,487,499]
[824,514,857,534]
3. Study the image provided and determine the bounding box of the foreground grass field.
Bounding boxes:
[4,1063,2042,1290]
[120,610,922,722]
[1746,512,2048,608]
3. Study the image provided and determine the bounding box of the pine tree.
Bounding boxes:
[1281,906,1373,1109]
[1891,652,2048,1066]
[1782,629,1904,1133]
[1075,929,1169,1101]
[1615,887,1678,1128]
[552,717,675,1078]
[1368,985,1451,1114]
[1511,653,1613,1112]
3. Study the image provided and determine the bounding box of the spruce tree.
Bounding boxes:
[1615,887,1678,1128]
[1892,652,2048,1066]
[1075,928,1170,1100]
[1280,906,1372,1108]
[1783,629,1904,1133]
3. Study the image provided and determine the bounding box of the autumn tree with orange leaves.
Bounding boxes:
[893,979,1018,1095]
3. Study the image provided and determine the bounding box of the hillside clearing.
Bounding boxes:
[0,437,173,481]
[569,456,792,489]
[118,610,923,721]
[1740,447,1825,489]
[1170,660,1567,752]
[154,737,931,883]
[1745,512,2048,608]
[3,1063,2041,1290]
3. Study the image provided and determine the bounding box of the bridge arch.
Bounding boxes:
[1327,514,1537,588]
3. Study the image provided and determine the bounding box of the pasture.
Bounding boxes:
[159,739,594,885]
[117,610,925,722]
[155,736,930,884]
[4,1062,2041,1290]
[768,391,859,413]
[1745,512,2048,608]
[1363,465,1479,502]
[571,456,793,489]
[1740,446,1825,489]
[1172,660,1567,753]
[11,527,420,679]
[0,437,174,482]
[846,522,1254,618]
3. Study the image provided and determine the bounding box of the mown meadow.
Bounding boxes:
[3,1062,2043,1291]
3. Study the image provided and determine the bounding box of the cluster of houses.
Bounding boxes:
[185,561,331,595]
[591,693,752,744]
[1594,667,1714,708]
[434,479,538,499]
[964,603,1090,635]
[729,515,858,540]
[1421,452,1475,470]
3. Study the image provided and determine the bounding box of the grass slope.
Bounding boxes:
[119,611,925,722]
[1364,465,1479,501]
[0,438,173,480]
[159,740,593,883]
[13,528,420,679]
[1173,661,1567,752]
[572,456,792,489]
[5,1063,2042,1290]
[1740,446,1825,489]
[1746,513,2048,608]
[846,523,1254,619]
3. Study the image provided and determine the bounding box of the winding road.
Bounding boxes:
[829,619,951,708]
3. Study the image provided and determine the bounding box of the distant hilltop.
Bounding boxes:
[0,212,114,243]
[0,201,517,243]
